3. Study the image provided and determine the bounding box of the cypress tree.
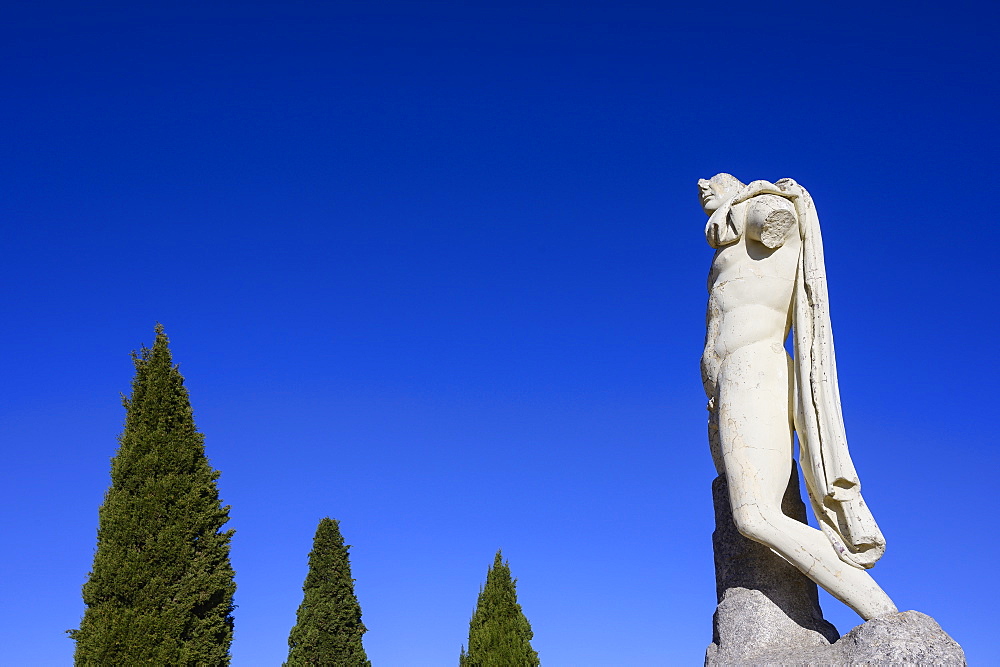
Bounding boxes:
[71,326,236,665]
[460,550,539,667]
[286,518,370,666]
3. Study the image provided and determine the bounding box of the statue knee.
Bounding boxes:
[731,502,775,545]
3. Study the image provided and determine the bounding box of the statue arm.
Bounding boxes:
[744,194,797,249]
[701,293,722,403]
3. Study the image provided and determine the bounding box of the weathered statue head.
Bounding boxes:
[698,173,746,215]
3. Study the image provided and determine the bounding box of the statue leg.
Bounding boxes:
[717,345,897,620]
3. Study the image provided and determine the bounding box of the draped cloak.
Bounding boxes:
[705,178,886,570]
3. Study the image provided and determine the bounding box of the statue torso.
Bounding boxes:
[706,200,801,359]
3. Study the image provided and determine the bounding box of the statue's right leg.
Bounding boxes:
[717,345,897,620]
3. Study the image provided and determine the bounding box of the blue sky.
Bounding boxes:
[2,1,998,664]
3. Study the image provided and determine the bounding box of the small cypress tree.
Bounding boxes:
[285,518,370,666]
[71,325,236,665]
[460,550,539,667]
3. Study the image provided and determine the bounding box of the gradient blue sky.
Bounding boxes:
[3,1,998,664]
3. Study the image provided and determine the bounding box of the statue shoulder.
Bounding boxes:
[742,194,798,249]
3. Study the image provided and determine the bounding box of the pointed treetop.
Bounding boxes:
[71,325,235,665]
[285,517,370,666]
[460,549,539,667]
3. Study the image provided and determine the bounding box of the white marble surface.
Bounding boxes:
[700,174,896,620]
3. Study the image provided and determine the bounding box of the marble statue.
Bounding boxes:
[699,174,897,621]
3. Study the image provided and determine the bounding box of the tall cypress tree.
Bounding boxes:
[286,518,370,666]
[71,326,236,665]
[460,550,539,667]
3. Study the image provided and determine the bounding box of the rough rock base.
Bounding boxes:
[707,587,833,663]
[706,609,966,666]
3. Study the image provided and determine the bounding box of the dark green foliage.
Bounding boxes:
[460,551,539,667]
[286,518,370,666]
[71,326,236,666]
